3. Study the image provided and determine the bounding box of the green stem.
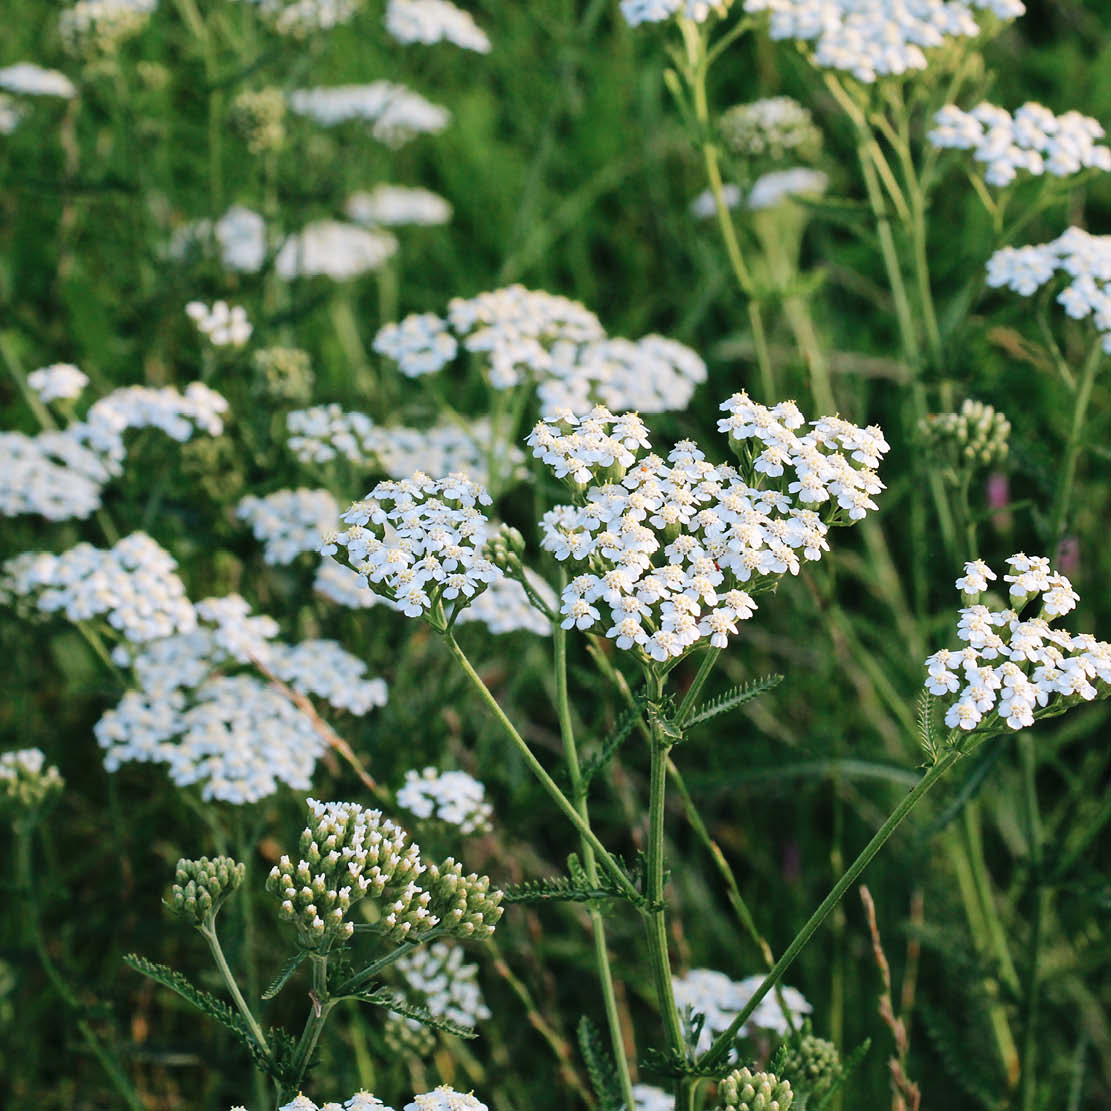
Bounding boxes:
[1019,735,1050,1111]
[236,818,268,1111]
[200,920,270,1059]
[700,746,965,1069]
[1048,342,1103,546]
[442,632,642,905]
[285,955,335,1099]
[16,828,144,1110]
[554,618,635,1109]
[643,671,690,1105]
[676,646,721,725]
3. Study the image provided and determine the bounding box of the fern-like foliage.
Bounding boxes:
[577,1016,624,1111]
[917,689,939,761]
[920,1000,1007,1110]
[580,690,648,792]
[353,987,477,1039]
[502,872,632,906]
[639,1047,720,1079]
[262,951,307,1000]
[683,674,783,728]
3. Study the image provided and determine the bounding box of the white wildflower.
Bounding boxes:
[398,768,493,834]
[27,364,89,404]
[347,185,452,227]
[0,63,77,98]
[186,300,253,347]
[276,221,398,281]
[385,0,491,53]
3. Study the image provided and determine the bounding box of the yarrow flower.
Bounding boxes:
[920,398,1011,472]
[743,0,1025,84]
[276,1092,396,1111]
[171,205,267,273]
[925,555,1110,732]
[929,102,1111,186]
[672,969,812,1055]
[621,0,733,27]
[633,1086,676,1111]
[59,0,157,57]
[747,167,829,211]
[346,185,452,228]
[986,227,1111,353]
[240,0,359,37]
[237,488,340,565]
[1,380,227,521]
[529,397,887,662]
[715,1067,794,1111]
[26,363,89,404]
[186,300,253,347]
[404,1088,488,1111]
[720,97,822,163]
[397,768,493,834]
[325,473,500,624]
[375,285,707,418]
[276,221,399,281]
[93,595,387,803]
[0,749,64,814]
[288,83,450,146]
[385,0,491,53]
[0,63,78,99]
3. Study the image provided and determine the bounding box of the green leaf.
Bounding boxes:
[917,689,937,761]
[683,674,784,728]
[502,873,630,906]
[577,1016,623,1111]
[353,988,477,1039]
[262,951,307,1000]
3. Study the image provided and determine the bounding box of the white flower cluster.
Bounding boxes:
[393,941,491,1036]
[633,1087,676,1111]
[385,0,491,53]
[986,227,1111,353]
[925,556,1110,732]
[454,572,554,636]
[743,0,1025,84]
[929,102,1111,186]
[0,63,77,99]
[690,168,827,219]
[2,380,226,521]
[186,300,253,347]
[276,220,399,281]
[398,768,493,834]
[288,83,450,146]
[346,185,452,228]
[314,558,381,610]
[720,96,822,161]
[621,0,732,27]
[27,363,89,403]
[375,285,707,418]
[171,205,267,273]
[237,488,340,565]
[285,406,527,490]
[278,1090,487,1111]
[59,0,157,56]
[0,748,65,811]
[241,0,359,37]
[529,398,887,662]
[673,969,811,1053]
[3,533,194,643]
[95,595,387,802]
[324,474,500,620]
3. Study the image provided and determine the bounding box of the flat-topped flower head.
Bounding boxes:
[348,186,452,228]
[744,0,1024,84]
[27,363,88,404]
[404,1088,488,1111]
[186,300,253,347]
[720,97,822,163]
[326,474,500,627]
[621,0,733,26]
[374,285,706,417]
[387,941,491,1050]
[530,398,886,664]
[238,488,340,565]
[930,102,1111,186]
[385,0,491,52]
[288,82,449,146]
[276,221,398,281]
[925,554,1109,733]
[397,768,493,834]
[987,227,1111,353]
[0,749,64,814]
[278,1094,396,1111]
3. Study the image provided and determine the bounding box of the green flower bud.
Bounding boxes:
[782,1034,841,1102]
[253,347,315,404]
[423,858,504,941]
[921,399,1010,478]
[168,856,245,927]
[230,88,287,155]
[716,1067,794,1111]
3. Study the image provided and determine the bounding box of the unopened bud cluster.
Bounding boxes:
[0,749,64,814]
[230,88,287,154]
[720,97,822,163]
[486,524,527,577]
[59,0,155,58]
[424,858,504,939]
[253,347,316,404]
[716,1068,794,1111]
[782,1034,841,1100]
[168,856,245,926]
[921,399,1010,472]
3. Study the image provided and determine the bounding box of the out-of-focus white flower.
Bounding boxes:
[385,0,491,52]
[171,206,267,273]
[276,221,398,280]
[237,488,339,565]
[743,0,1025,84]
[27,364,89,403]
[926,555,1109,733]
[0,63,77,98]
[720,96,822,161]
[747,167,828,210]
[59,0,157,56]
[690,184,742,220]
[186,300,253,347]
[986,227,1111,353]
[242,0,359,36]
[346,185,452,227]
[929,102,1111,186]
[398,768,493,833]
[621,0,732,26]
[288,82,450,146]
[404,1089,487,1111]
[0,93,26,133]
[633,1086,675,1111]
